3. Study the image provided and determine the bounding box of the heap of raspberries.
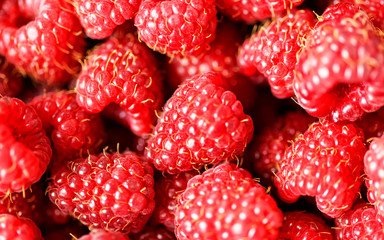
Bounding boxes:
[2,0,384,239]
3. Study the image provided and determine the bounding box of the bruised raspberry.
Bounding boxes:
[145,72,254,174]
[48,151,155,234]
[275,120,367,218]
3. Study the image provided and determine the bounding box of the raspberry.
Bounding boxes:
[274,120,367,218]
[145,72,254,174]
[28,91,106,159]
[130,225,176,240]
[152,171,198,230]
[73,0,140,39]
[0,214,42,240]
[0,0,85,86]
[364,135,384,216]
[342,0,384,30]
[250,111,315,185]
[0,56,24,97]
[293,3,384,122]
[76,32,163,136]
[0,97,51,196]
[279,211,333,240]
[356,107,384,140]
[78,229,130,240]
[335,202,384,239]
[48,151,155,234]
[134,0,217,57]
[216,0,304,24]
[174,163,283,240]
[237,9,316,99]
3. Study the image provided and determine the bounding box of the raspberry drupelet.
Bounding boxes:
[73,0,140,39]
[237,9,316,99]
[28,91,106,159]
[0,0,85,86]
[0,213,43,240]
[279,211,333,240]
[274,120,367,218]
[76,31,163,136]
[134,0,217,57]
[78,229,130,240]
[0,97,51,196]
[293,3,384,122]
[174,163,283,240]
[145,72,254,174]
[48,151,155,234]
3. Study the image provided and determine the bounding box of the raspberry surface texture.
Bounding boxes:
[0,97,51,196]
[341,0,384,30]
[279,211,333,240]
[73,0,140,39]
[335,202,384,239]
[134,0,217,57]
[145,72,254,174]
[0,56,24,97]
[0,0,85,86]
[0,214,42,240]
[216,0,304,24]
[174,163,283,240]
[28,91,106,159]
[293,3,384,122]
[78,229,130,240]
[274,120,367,217]
[76,32,163,136]
[238,9,316,99]
[48,151,155,234]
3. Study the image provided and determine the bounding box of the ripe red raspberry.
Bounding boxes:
[78,229,130,240]
[250,111,315,185]
[0,56,24,97]
[134,0,217,57]
[237,9,316,99]
[152,171,198,230]
[145,72,254,174]
[216,0,304,24]
[279,211,333,239]
[341,0,384,30]
[0,97,51,196]
[28,91,106,159]
[73,0,140,39]
[0,0,85,86]
[364,135,384,216]
[130,225,176,240]
[274,120,367,218]
[293,3,384,122]
[175,163,283,240]
[48,151,155,234]
[76,32,163,136]
[335,202,384,239]
[0,214,42,240]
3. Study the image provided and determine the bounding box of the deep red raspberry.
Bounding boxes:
[130,225,176,240]
[78,229,130,240]
[145,72,254,174]
[73,0,140,39]
[28,91,106,159]
[48,151,155,234]
[134,0,217,57]
[250,111,315,185]
[238,9,316,99]
[0,214,42,240]
[0,97,51,196]
[293,3,384,122]
[216,0,304,24]
[279,211,333,240]
[274,120,367,218]
[356,107,384,140]
[335,202,384,239]
[0,0,85,86]
[152,171,198,230]
[175,163,283,240]
[76,32,163,136]
[364,135,384,216]
[0,56,24,97]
